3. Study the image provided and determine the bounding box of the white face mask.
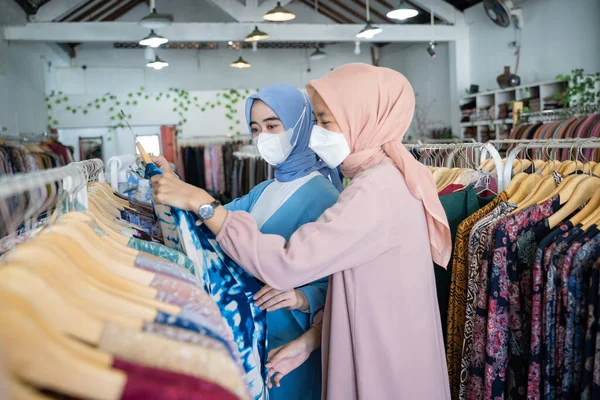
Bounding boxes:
[309,125,351,168]
[253,101,307,167]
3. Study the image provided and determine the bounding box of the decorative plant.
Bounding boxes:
[555,69,600,106]
[46,87,258,140]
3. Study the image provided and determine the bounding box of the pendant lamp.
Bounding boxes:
[310,47,327,61]
[231,56,251,69]
[263,1,296,22]
[357,0,382,39]
[387,1,419,20]
[244,26,269,42]
[146,56,169,70]
[139,30,168,48]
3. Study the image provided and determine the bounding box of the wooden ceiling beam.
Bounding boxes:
[349,0,394,24]
[72,0,112,21]
[299,0,349,24]
[100,0,144,21]
[56,0,94,21]
[327,0,366,23]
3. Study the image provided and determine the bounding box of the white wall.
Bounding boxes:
[466,0,600,91]
[381,42,452,138]
[59,43,370,94]
[0,39,70,134]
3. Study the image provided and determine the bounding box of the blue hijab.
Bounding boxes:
[245,84,342,190]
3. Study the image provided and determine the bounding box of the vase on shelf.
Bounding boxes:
[497,66,521,89]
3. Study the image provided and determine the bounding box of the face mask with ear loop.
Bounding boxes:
[252,96,308,166]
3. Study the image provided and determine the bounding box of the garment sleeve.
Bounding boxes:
[216,178,390,291]
[296,277,329,322]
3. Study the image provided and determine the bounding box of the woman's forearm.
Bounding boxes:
[302,326,322,354]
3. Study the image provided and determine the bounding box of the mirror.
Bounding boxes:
[78,136,103,161]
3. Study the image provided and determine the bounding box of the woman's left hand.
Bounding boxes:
[253,285,309,312]
[151,173,206,211]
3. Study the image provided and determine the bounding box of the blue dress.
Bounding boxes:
[225,174,339,400]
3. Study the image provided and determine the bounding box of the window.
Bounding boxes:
[136,134,161,157]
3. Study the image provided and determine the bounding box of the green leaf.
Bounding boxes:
[156,97,160,101]
[53,120,59,125]
[66,106,71,110]
[109,107,114,111]
[126,101,130,105]
[47,104,52,110]
[183,119,187,123]
[56,99,61,104]
[235,120,240,124]
[556,74,565,81]
[133,100,138,105]
[128,93,133,97]
[201,107,206,112]
[95,98,100,103]
[96,105,100,109]
[194,97,198,101]
[48,115,52,120]
[116,101,121,106]
[217,101,222,106]
[137,92,142,96]
[145,95,149,100]
[102,98,106,102]
[166,94,170,98]
[63,97,69,102]
[216,93,221,97]
[173,108,177,112]
[211,104,215,108]
[128,114,132,119]
[83,109,88,114]
[110,116,115,120]
[229,126,234,131]
[140,86,145,91]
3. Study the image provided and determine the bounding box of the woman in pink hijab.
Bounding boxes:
[152,63,452,399]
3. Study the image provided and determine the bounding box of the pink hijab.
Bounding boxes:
[307,63,451,267]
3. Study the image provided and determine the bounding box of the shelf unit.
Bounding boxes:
[459,80,567,142]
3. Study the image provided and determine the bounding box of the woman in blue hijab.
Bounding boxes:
[225,84,340,400]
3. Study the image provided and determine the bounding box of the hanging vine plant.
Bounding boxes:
[555,69,600,106]
[46,87,258,139]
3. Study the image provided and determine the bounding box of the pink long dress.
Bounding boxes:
[216,161,451,399]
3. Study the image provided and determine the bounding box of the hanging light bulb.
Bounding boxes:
[244,26,269,42]
[387,1,419,20]
[139,30,168,48]
[310,47,327,61]
[252,42,258,52]
[144,47,155,61]
[354,41,361,55]
[426,41,437,58]
[263,1,296,22]
[230,56,251,69]
[357,0,382,39]
[146,55,169,70]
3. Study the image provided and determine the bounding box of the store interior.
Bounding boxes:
[1,0,600,399]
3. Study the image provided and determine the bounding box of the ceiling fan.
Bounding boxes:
[483,0,524,29]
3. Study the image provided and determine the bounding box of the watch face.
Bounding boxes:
[199,204,215,220]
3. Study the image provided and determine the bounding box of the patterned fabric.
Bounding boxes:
[460,200,516,400]
[146,163,268,400]
[527,223,571,400]
[543,228,587,399]
[128,237,207,286]
[447,192,506,399]
[581,258,600,400]
[563,228,600,398]
[478,197,559,400]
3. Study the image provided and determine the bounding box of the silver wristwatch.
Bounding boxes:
[197,200,221,222]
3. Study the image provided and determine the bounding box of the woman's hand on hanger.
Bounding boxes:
[151,156,174,175]
[253,285,309,312]
[265,326,321,388]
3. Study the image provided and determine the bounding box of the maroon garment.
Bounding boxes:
[114,358,238,400]
[438,183,465,196]
[48,141,71,165]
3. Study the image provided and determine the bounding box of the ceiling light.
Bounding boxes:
[426,41,437,58]
[228,41,233,46]
[354,41,361,55]
[356,22,382,39]
[244,26,269,42]
[139,8,173,30]
[310,47,327,61]
[139,30,168,48]
[252,42,258,52]
[263,1,296,22]
[230,56,251,69]
[147,55,169,70]
[387,1,419,20]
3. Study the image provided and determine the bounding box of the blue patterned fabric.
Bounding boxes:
[146,163,268,400]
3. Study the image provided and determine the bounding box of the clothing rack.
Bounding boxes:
[0,159,104,237]
[233,144,262,160]
[406,142,506,190]
[178,135,250,146]
[520,104,600,124]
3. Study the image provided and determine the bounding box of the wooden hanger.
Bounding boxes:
[89,196,121,219]
[548,176,600,228]
[512,159,532,175]
[593,162,600,176]
[560,160,584,176]
[91,182,130,208]
[34,229,156,296]
[540,160,562,176]
[581,205,600,231]
[507,174,542,205]
[0,295,126,400]
[0,265,105,346]
[0,286,110,367]
[515,175,558,210]
[59,212,136,252]
[7,377,54,400]
[568,188,600,226]
[537,174,588,205]
[30,236,181,315]
[532,159,545,173]
[5,243,158,321]
[583,162,597,174]
[504,172,529,198]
